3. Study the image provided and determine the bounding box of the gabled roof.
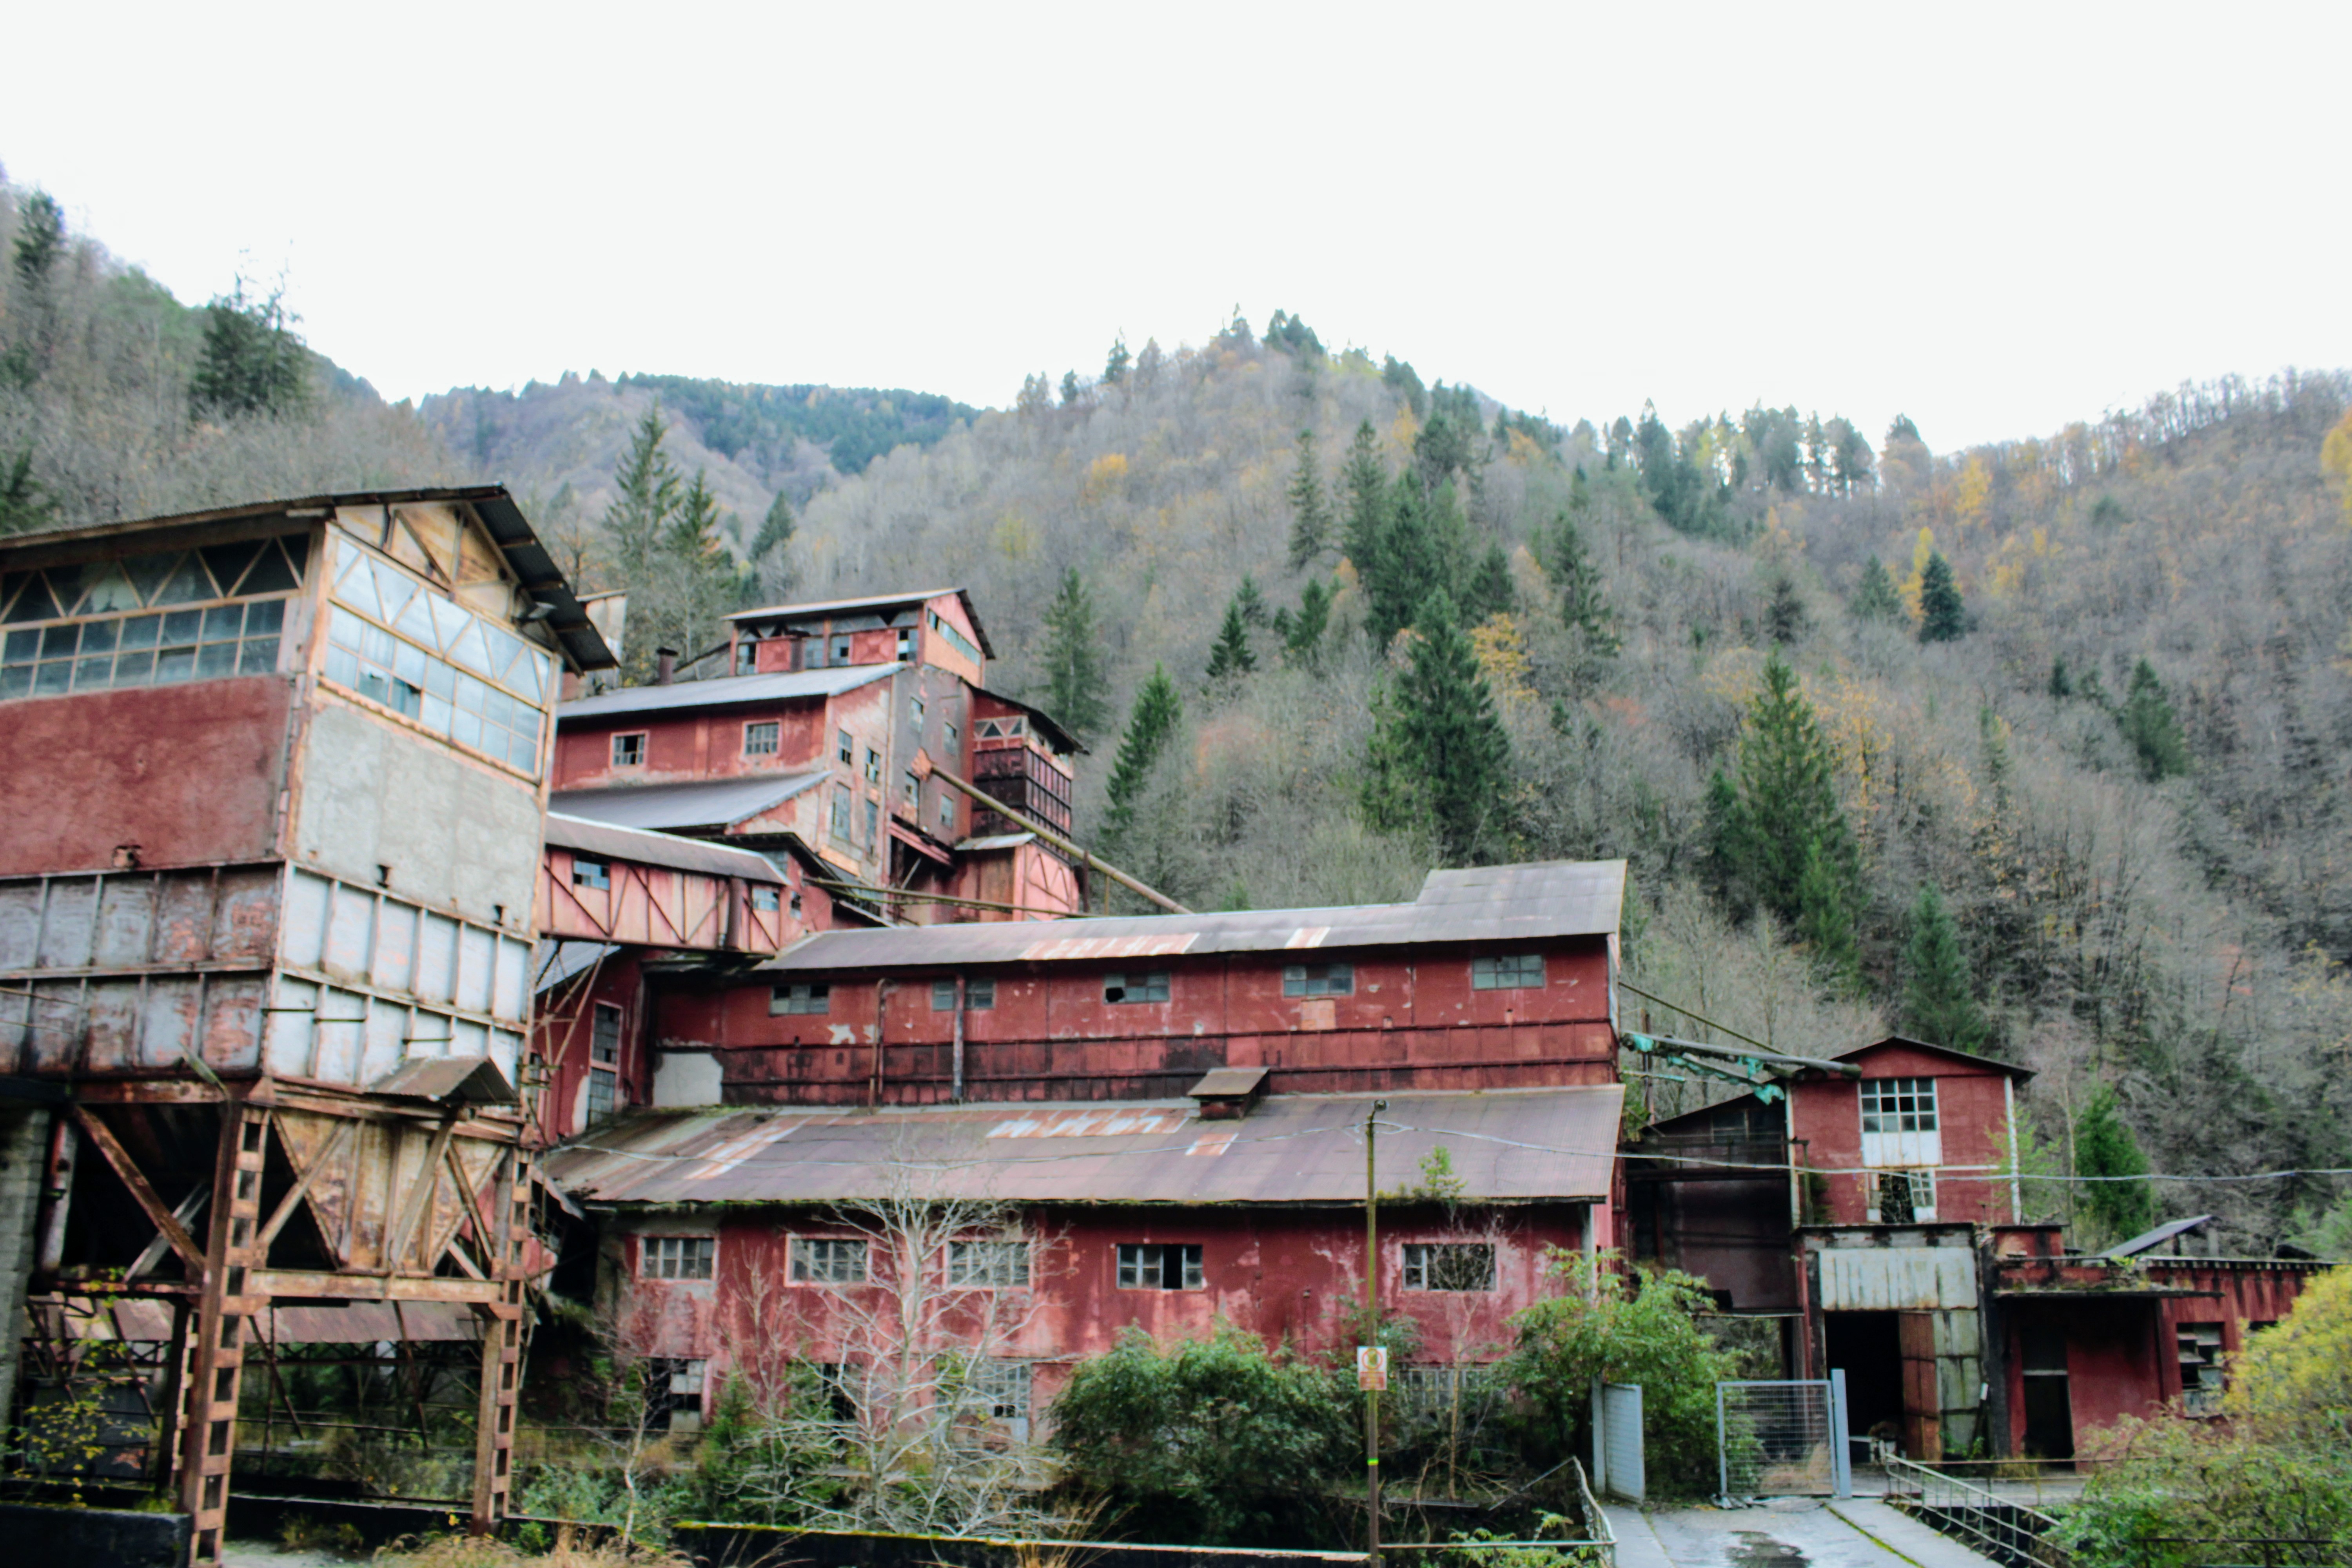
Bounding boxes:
[757,858,1626,973]
[973,686,1085,755]
[1835,1036,2034,1078]
[557,664,898,722]
[544,1085,1622,1208]
[544,812,784,883]
[0,486,616,672]
[726,588,995,658]
[551,773,828,834]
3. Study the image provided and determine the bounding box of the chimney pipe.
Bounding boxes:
[655,646,678,686]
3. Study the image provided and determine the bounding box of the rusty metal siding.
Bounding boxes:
[1817,1245,1980,1310]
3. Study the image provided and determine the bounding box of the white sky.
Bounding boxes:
[4,2,2344,454]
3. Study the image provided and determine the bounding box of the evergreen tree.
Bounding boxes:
[1381,355,1427,420]
[602,406,683,587]
[1464,544,1514,624]
[1103,335,1131,386]
[1338,420,1388,568]
[10,191,64,287]
[1547,501,1621,661]
[1795,838,1862,989]
[1103,664,1183,841]
[2118,659,2190,780]
[1850,556,1903,622]
[1713,653,1860,927]
[1205,597,1257,682]
[1234,575,1269,626]
[189,278,309,419]
[2047,657,2073,699]
[1918,552,1966,642]
[1038,568,1110,738]
[1283,577,1331,669]
[1764,575,1807,645]
[1360,592,1512,863]
[0,448,56,536]
[750,491,796,562]
[1059,370,1082,407]
[2074,1084,2156,1245]
[1283,428,1334,570]
[1901,884,1988,1052]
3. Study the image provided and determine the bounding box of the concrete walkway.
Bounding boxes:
[1606,1497,2000,1568]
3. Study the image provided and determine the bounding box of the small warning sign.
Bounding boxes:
[1356,1345,1388,1391]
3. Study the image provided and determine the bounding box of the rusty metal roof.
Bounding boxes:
[757,859,1625,973]
[726,588,995,658]
[1189,1068,1268,1099]
[558,664,898,722]
[552,773,828,834]
[546,811,784,883]
[543,1084,1621,1208]
[373,1055,516,1104]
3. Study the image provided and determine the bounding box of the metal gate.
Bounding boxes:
[1591,1380,1645,1501]
[1717,1372,1850,1501]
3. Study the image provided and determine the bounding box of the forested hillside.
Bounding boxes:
[7,172,2352,1251]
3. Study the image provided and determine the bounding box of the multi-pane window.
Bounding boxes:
[944,720,959,755]
[325,544,554,775]
[1283,962,1354,997]
[642,1235,715,1280]
[1104,972,1170,1004]
[831,637,850,664]
[588,1002,622,1125]
[572,856,610,890]
[926,609,982,663]
[837,729,854,765]
[612,732,646,767]
[1869,1168,1937,1224]
[746,720,780,756]
[831,786,852,841]
[949,1240,1030,1288]
[902,770,919,806]
[863,799,880,848]
[791,1237,869,1284]
[751,885,780,912]
[864,747,882,784]
[1471,954,1546,990]
[1117,1243,1203,1290]
[771,982,829,1015]
[2179,1323,2226,1416]
[911,695,926,727]
[1,532,308,703]
[929,977,997,1011]
[1403,1243,1497,1291]
[932,979,957,1011]
[897,628,913,659]
[645,1357,708,1431]
[937,790,956,829]
[1395,1364,1499,1419]
[975,1359,1030,1424]
[1859,1077,1941,1167]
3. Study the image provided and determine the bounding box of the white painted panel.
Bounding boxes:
[138,978,198,1069]
[360,997,405,1083]
[654,1052,724,1108]
[1817,1247,1978,1311]
[372,900,418,993]
[1861,1127,1943,1166]
[324,884,376,983]
[313,987,367,1082]
[492,936,527,1024]
[281,870,330,969]
[455,925,494,1015]
[264,978,320,1077]
[449,1017,489,1061]
[490,1029,522,1081]
[414,914,457,1007]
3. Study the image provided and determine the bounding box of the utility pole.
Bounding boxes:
[1365,1098,1388,1568]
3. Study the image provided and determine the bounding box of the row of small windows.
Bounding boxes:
[570,856,782,912]
[769,958,1553,1015]
[642,1235,1497,1292]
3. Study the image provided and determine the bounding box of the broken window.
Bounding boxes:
[897,628,913,659]
[588,1002,622,1125]
[1117,1243,1203,1290]
[837,728,854,765]
[571,856,611,891]
[937,790,956,829]
[735,639,757,675]
[1103,971,1170,1004]
[2178,1323,2225,1416]
[1403,1243,1496,1291]
[831,786,852,842]
[644,1356,708,1432]
[642,1235,715,1280]
[944,720,959,755]
[1471,954,1546,990]
[832,637,851,663]
[1868,1168,1938,1223]
[864,799,880,848]
[1,533,310,704]
[1283,962,1354,997]
[746,720,780,757]
[1860,1078,1942,1167]
[751,885,780,912]
[791,1237,869,1285]
[926,610,982,664]
[1394,1364,1500,1421]
[967,977,995,1009]
[911,694,926,728]
[324,542,553,774]
[771,982,829,1015]
[902,770,919,807]
[865,746,883,784]
[949,1239,1030,1288]
[612,732,647,767]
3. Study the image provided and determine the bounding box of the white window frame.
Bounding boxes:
[1402,1242,1497,1292]
[1867,1167,1939,1224]
[791,1236,870,1285]
[947,1238,1031,1289]
[1116,1242,1203,1290]
[1859,1077,1942,1167]
[1471,953,1545,990]
[642,1234,716,1280]
[745,720,780,757]
[612,731,647,767]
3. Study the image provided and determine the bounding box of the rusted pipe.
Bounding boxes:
[655,647,678,685]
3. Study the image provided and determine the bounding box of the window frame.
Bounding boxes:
[588,1000,623,1126]
[1401,1241,1498,1292]
[1283,962,1354,998]
[947,1238,1031,1289]
[745,719,780,757]
[612,731,648,768]
[1103,971,1171,1004]
[751,884,780,912]
[641,1234,717,1281]
[1470,953,1546,991]
[837,728,854,765]
[1115,1242,1204,1290]
[771,982,830,1016]
[790,1236,870,1285]
[571,855,611,891]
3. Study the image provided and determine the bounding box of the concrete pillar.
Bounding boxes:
[0,1107,55,1431]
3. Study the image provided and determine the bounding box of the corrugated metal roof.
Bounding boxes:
[726,588,995,658]
[2103,1214,2214,1259]
[956,833,1035,853]
[546,812,784,883]
[557,664,898,722]
[552,773,827,833]
[757,859,1625,973]
[544,1085,1620,1208]
[373,1055,516,1104]
[535,940,619,995]
[1837,1036,2035,1078]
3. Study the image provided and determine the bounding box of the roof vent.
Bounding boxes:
[371,1056,517,1105]
[1187,1067,1268,1121]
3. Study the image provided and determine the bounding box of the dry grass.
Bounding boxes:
[371,1535,692,1568]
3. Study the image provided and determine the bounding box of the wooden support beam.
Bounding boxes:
[126,1185,208,1282]
[247,1269,507,1304]
[257,1118,356,1251]
[914,752,1191,913]
[69,1104,206,1272]
[383,1116,459,1274]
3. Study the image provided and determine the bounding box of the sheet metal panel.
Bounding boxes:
[557,664,897,722]
[551,773,828,833]
[547,1084,1622,1208]
[544,812,784,882]
[1817,1246,1980,1310]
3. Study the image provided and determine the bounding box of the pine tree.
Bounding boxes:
[1764,575,1807,645]
[1795,838,1862,989]
[1918,551,1966,642]
[1901,884,1987,1052]
[1284,578,1332,669]
[2074,1084,2156,1245]
[10,191,64,287]
[1038,568,1110,738]
[602,406,683,588]
[1103,336,1131,386]
[1548,502,1620,660]
[1850,556,1903,622]
[2118,658,2190,780]
[1283,428,1334,571]
[1361,592,1513,863]
[1059,370,1082,407]
[1103,664,1183,841]
[1205,597,1257,682]
[1339,420,1388,568]
[1464,544,1514,624]
[1714,653,1859,926]
[1234,575,1269,627]
[2048,658,2073,699]
[189,278,310,419]
[751,492,795,561]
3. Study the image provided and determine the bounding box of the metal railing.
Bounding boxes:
[1382,1458,1615,1568]
[1881,1455,2073,1568]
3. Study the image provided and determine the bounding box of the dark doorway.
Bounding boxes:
[1826,1311,1903,1443]
[2020,1321,2075,1460]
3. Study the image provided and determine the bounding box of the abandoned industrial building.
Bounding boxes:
[0,488,2324,1559]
